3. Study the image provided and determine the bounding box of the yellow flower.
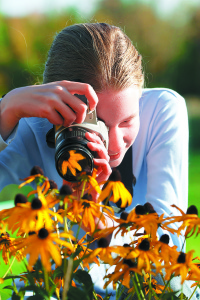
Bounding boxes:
[98,169,132,208]
[12,228,75,271]
[5,194,63,234]
[104,256,139,289]
[0,232,24,264]
[164,250,200,284]
[19,166,47,188]
[151,234,179,265]
[164,204,200,237]
[126,238,161,273]
[66,194,114,233]
[143,274,165,295]
[78,168,101,195]
[61,150,86,177]
[64,234,100,269]
[83,238,121,265]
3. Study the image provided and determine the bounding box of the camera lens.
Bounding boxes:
[55,126,94,182]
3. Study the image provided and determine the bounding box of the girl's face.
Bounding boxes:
[96,86,141,168]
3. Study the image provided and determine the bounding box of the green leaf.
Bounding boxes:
[0,184,34,204]
[19,285,52,299]
[11,293,21,300]
[73,269,94,300]
[161,291,181,299]
[2,285,15,291]
[27,295,45,300]
[67,285,90,300]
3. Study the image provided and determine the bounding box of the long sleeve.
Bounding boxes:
[131,88,188,251]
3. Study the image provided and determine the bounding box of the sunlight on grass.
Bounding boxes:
[187,152,200,255]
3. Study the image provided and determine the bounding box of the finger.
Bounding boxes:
[35,93,76,126]
[93,158,112,182]
[87,142,110,161]
[85,132,104,145]
[59,80,98,111]
[36,90,85,126]
[41,86,87,124]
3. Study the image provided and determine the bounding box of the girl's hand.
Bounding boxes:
[0,80,98,140]
[85,131,111,184]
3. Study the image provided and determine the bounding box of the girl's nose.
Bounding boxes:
[108,127,125,154]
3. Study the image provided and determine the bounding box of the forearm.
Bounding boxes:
[0,96,19,141]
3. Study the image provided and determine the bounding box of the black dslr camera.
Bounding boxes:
[46,95,109,182]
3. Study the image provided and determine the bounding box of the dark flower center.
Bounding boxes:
[1,232,10,238]
[143,202,156,214]
[30,166,44,176]
[59,184,73,196]
[28,231,36,236]
[108,168,121,181]
[82,193,92,201]
[135,205,146,215]
[120,211,128,220]
[123,259,137,268]
[139,239,150,251]
[49,180,58,190]
[82,202,90,209]
[186,205,198,215]
[123,243,130,248]
[159,234,170,244]
[31,197,42,209]
[98,238,109,248]
[15,193,28,205]
[177,252,186,263]
[38,228,49,239]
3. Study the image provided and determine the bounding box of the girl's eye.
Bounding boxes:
[120,118,134,127]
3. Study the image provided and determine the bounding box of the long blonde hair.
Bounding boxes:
[43,23,144,91]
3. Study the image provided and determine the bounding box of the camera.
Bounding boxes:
[46,94,109,182]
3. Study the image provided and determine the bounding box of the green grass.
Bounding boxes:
[186,151,200,256]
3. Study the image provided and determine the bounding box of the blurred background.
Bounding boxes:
[0,0,200,252]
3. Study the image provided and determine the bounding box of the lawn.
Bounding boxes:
[186,151,200,255]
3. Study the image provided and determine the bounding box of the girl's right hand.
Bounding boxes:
[0,80,98,140]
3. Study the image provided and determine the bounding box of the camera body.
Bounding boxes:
[53,95,109,182]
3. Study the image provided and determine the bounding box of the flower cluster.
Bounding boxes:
[0,165,200,300]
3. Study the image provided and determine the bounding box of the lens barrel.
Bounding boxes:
[55,126,94,182]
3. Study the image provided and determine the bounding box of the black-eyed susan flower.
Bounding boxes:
[12,228,75,272]
[98,169,132,208]
[126,238,161,273]
[163,204,200,238]
[104,256,139,289]
[66,194,114,234]
[83,238,121,265]
[61,150,86,177]
[19,166,47,188]
[127,205,160,240]
[64,234,100,269]
[143,274,165,295]
[152,234,178,264]
[78,168,101,195]
[0,232,24,264]
[5,194,63,234]
[164,250,200,284]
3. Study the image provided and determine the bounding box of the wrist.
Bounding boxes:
[0,94,20,140]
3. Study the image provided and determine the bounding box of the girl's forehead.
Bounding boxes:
[96,87,141,123]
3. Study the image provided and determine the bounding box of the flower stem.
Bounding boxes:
[62,257,73,300]
[2,256,16,278]
[43,267,49,295]
[133,273,146,300]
